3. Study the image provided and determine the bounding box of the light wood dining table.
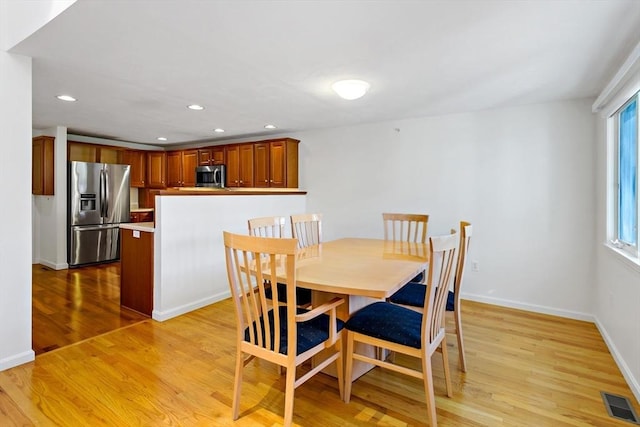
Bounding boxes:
[292,238,430,380]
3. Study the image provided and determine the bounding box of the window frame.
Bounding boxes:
[608,90,639,260]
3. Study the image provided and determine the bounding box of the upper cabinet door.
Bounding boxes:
[254,142,270,188]
[238,144,254,187]
[32,136,55,195]
[123,150,146,187]
[198,148,213,166]
[211,146,225,165]
[166,151,182,187]
[182,150,199,187]
[146,151,167,188]
[269,140,287,188]
[225,145,240,187]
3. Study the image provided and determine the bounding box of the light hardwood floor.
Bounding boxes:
[2,278,638,425]
[31,263,148,355]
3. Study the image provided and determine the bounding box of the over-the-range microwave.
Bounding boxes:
[196,165,225,188]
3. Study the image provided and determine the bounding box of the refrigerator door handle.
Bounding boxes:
[104,168,110,218]
[73,224,120,232]
[99,169,105,217]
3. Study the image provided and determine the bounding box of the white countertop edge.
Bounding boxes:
[120,222,155,233]
[130,208,154,213]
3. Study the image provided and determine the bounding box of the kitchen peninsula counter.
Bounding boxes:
[156,187,306,196]
[120,221,154,233]
[148,190,307,321]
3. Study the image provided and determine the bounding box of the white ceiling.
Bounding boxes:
[10,0,640,146]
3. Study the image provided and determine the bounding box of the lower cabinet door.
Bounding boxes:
[120,228,153,316]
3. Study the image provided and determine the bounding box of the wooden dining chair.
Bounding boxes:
[290,213,322,248]
[344,232,459,426]
[388,221,472,371]
[248,216,312,307]
[383,213,429,282]
[223,231,345,427]
[248,215,287,238]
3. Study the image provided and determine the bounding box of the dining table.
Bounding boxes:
[291,237,430,380]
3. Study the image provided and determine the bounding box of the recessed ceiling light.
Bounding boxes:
[214,128,225,133]
[56,95,76,102]
[264,124,277,130]
[187,104,205,110]
[331,79,370,100]
[157,137,167,141]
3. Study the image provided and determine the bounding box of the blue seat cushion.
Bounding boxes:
[345,302,423,349]
[389,282,455,311]
[244,306,344,355]
[265,282,312,306]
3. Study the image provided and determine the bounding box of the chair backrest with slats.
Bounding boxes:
[248,216,286,238]
[454,221,472,299]
[290,213,322,248]
[223,231,298,356]
[382,213,429,243]
[422,233,459,346]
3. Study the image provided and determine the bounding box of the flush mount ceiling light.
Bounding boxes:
[56,94,76,102]
[187,104,205,110]
[264,124,277,130]
[214,128,225,133]
[157,137,167,141]
[331,79,370,100]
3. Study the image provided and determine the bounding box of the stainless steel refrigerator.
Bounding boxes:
[68,161,130,267]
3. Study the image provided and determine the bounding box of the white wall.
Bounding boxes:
[286,99,596,319]
[32,126,68,269]
[0,50,35,370]
[593,62,640,401]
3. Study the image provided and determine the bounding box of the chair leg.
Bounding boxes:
[454,308,467,372]
[283,364,296,427]
[421,351,438,427]
[440,337,453,398]
[335,337,344,401]
[232,349,244,420]
[344,332,355,403]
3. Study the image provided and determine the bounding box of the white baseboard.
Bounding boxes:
[37,259,68,270]
[594,316,640,404]
[462,292,594,322]
[152,291,231,322]
[463,292,639,404]
[0,349,35,372]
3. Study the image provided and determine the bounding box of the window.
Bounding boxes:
[611,91,639,257]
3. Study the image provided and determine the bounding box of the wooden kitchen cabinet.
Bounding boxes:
[198,146,225,166]
[167,149,198,187]
[120,228,153,316]
[68,142,97,162]
[253,138,299,188]
[122,150,146,187]
[130,210,154,223]
[32,136,55,195]
[254,142,270,188]
[146,151,167,188]
[225,144,254,187]
[68,141,124,164]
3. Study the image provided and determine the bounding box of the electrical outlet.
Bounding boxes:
[472,261,480,272]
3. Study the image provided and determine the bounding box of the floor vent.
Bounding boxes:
[601,392,639,424]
